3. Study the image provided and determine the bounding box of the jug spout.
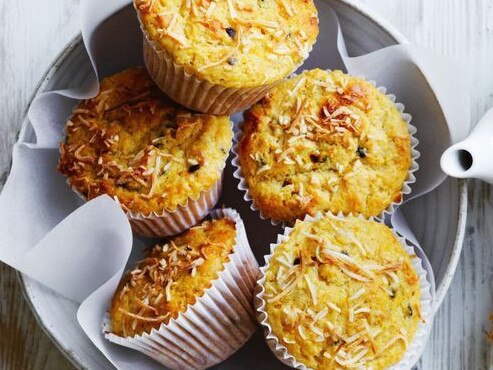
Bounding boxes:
[441,106,493,183]
[441,143,476,178]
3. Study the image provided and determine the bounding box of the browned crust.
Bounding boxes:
[238,69,412,223]
[58,67,232,214]
[110,217,236,337]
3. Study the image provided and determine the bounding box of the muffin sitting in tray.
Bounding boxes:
[58,67,233,237]
[256,214,429,369]
[111,217,236,336]
[107,209,259,369]
[134,0,319,114]
[237,69,415,223]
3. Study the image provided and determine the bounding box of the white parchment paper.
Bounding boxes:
[0,0,469,368]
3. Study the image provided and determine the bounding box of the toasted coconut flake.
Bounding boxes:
[153,292,164,305]
[166,14,178,33]
[227,0,237,18]
[379,334,408,353]
[339,266,370,283]
[256,164,271,175]
[236,18,279,29]
[313,307,328,322]
[327,301,342,313]
[354,307,371,316]
[142,167,155,176]
[118,307,169,323]
[280,0,293,15]
[349,307,355,323]
[205,1,216,17]
[119,284,130,299]
[375,262,404,273]
[297,325,308,340]
[378,284,395,296]
[165,280,173,301]
[73,145,93,162]
[289,77,306,97]
[310,323,325,338]
[304,274,318,305]
[335,348,369,367]
[273,45,292,55]
[343,332,361,345]
[135,297,159,315]
[349,288,366,301]
[197,51,236,72]
[283,336,296,344]
[276,256,293,269]
[267,273,301,303]
[386,271,401,285]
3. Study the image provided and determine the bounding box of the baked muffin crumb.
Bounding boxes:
[262,215,422,369]
[111,217,236,337]
[58,67,233,214]
[134,0,318,87]
[239,69,412,222]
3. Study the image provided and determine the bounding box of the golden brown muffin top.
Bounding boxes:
[111,217,236,337]
[262,215,422,370]
[58,67,233,214]
[134,0,318,87]
[238,69,412,223]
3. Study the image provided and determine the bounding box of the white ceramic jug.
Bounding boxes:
[441,107,493,182]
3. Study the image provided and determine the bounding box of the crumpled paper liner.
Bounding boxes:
[104,208,260,369]
[254,212,434,370]
[232,75,420,226]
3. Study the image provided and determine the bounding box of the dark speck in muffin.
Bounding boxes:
[188,164,201,173]
[225,27,236,38]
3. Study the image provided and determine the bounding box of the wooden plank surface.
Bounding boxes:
[0,1,79,369]
[0,0,492,369]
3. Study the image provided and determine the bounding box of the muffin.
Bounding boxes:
[134,0,319,114]
[256,213,432,369]
[236,69,416,224]
[58,67,233,237]
[107,208,259,369]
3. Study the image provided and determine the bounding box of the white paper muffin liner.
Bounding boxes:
[68,171,223,238]
[255,212,434,370]
[232,73,420,226]
[104,208,260,369]
[137,8,314,115]
[125,175,222,238]
[143,36,277,115]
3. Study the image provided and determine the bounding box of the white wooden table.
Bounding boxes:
[0,0,492,369]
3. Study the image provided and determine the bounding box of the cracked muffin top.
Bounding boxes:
[134,0,318,87]
[262,214,422,369]
[238,69,412,223]
[58,67,232,214]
